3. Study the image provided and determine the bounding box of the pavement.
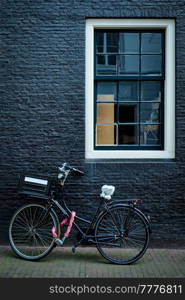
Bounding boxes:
[0,246,185,278]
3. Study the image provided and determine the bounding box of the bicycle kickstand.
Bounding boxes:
[72,239,83,254]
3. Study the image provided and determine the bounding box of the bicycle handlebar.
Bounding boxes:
[58,163,85,175]
[71,167,84,175]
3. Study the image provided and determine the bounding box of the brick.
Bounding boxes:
[0,1,185,245]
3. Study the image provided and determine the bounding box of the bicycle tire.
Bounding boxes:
[9,203,60,261]
[95,205,150,265]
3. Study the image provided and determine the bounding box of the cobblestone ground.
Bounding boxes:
[0,246,184,278]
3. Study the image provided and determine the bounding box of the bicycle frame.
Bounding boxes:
[48,189,147,249]
[50,194,106,242]
[47,168,141,244]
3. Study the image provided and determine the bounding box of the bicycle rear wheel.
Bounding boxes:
[95,206,150,265]
[9,203,59,261]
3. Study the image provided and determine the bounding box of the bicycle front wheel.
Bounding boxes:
[9,203,59,261]
[95,206,150,265]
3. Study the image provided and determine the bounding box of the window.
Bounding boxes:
[95,31,164,150]
[86,19,175,159]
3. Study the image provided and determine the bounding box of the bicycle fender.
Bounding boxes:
[92,204,129,230]
[132,206,152,234]
[106,203,152,234]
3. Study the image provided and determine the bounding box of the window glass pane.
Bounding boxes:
[96,32,104,53]
[97,81,116,101]
[97,81,117,101]
[108,55,116,66]
[141,55,162,75]
[120,33,139,54]
[96,124,117,145]
[97,103,117,123]
[119,103,138,123]
[119,81,139,101]
[94,30,164,150]
[118,125,138,144]
[141,81,161,101]
[140,103,160,123]
[107,32,119,53]
[140,124,160,145]
[119,55,139,74]
[96,55,117,75]
[97,54,105,66]
[141,33,162,54]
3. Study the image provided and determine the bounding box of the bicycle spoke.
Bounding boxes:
[125,236,146,247]
[9,204,57,260]
[95,206,149,264]
[96,241,121,246]
[107,211,121,234]
[15,215,29,228]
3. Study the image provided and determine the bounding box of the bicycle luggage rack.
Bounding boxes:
[18,174,53,199]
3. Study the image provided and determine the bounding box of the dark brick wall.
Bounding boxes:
[0,0,185,246]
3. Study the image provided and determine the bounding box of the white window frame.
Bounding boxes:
[85,19,175,159]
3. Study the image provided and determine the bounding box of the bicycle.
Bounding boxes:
[9,162,151,265]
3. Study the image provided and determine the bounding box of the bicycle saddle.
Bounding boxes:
[100,185,115,200]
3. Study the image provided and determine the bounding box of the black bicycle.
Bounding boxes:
[9,162,151,265]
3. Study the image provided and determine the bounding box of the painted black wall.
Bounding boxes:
[0,0,185,246]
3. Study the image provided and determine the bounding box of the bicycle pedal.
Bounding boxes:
[88,238,94,243]
[72,246,76,254]
[55,238,65,246]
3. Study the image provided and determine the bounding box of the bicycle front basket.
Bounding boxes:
[18,174,53,199]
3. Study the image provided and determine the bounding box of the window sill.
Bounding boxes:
[85,149,175,160]
[85,158,176,164]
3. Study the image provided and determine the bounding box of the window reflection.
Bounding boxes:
[141,55,161,75]
[97,82,116,101]
[120,33,139,54]
[96,32,104,53]
[96,55,117,75]
[140,124,160,145]
[141,81,161,101]
[119,55,139,74]
[107,32,119,53]
[141,33,162,54]
[140,103,160,123]
[119,81,139,101]
[96,33,163,77]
